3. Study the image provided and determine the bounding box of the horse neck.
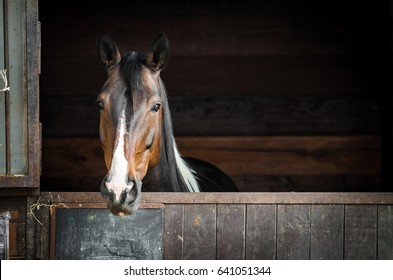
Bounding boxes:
[144,83,200,192]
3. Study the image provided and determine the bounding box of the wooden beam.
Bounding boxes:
[40,192,393,205]
[40,94,380,138]
[42,136,380,178]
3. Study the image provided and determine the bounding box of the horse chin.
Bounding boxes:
[100,177,142,216]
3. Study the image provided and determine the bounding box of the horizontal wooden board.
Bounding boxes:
[40,192,393,207]
[40,136,381,191]
[40,95,380,138]
[181,149,379,176]
[39,0,387,59]
[41,175,382,193]
[40,56,372,97]
[40,15,360,58]
[232,174,381,192]
[42,135,380,177]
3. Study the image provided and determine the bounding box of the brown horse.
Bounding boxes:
[96,32,237,216]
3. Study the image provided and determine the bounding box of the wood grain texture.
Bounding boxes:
[40,15,359,58]
[35,192,393,260]
[39,0,387,59]
[310,205,344,259]
[377,205,393,259]
[41,136,381,192]
[41,56,371,96]
[216,204,245,259]
[246,204,276,259]
[277,205,310,260]
[163,204,184,260]
[344,205,377,260]
[42,136,380,177]
[183,204,216,259]
[41,192,393,205]
[40,94,380,138]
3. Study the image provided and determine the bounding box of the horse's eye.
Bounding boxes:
[96,99,104,110]
[152,103,161,112]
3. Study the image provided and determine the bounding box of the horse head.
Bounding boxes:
[96,32,170,216]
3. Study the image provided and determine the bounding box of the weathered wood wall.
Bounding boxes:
[32,192,393,260]
[42,136,381,192]
[38,0,390,192]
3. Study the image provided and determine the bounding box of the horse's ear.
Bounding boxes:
[146,32,170,72]
[97,32,121,70]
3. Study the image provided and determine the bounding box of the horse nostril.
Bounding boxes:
[128,187,137,201]
[127,178,135,188]
[127,179,142,204]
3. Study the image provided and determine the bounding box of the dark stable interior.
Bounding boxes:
[38,0,392,192]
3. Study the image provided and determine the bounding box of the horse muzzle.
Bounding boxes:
[100,177,142,216]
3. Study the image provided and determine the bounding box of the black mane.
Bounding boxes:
[157,79,193,192]
[118,50,237,193]
[119,52,193,192]
[119,51,144,90]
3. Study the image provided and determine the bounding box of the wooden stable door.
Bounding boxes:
[0,0,40,193]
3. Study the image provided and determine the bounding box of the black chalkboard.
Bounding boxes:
[54,208,163,260]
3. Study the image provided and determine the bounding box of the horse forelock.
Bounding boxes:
[116,52,200,192]
[119,51,145,107]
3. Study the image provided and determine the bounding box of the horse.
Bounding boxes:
[96,32,237,216]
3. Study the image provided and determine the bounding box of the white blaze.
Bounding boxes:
[106,110,131,200]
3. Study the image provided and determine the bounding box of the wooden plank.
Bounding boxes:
[39,12,371,57]
[176,136,381,151]
[344,205,377,259]
[25,196,36,260]
[36,202,51,259]
[232,175,381,192]
[7,0,28,174]
[216,204,245,259]
[163,204,184,260]
[41,174,382,193]
[277,205,310,260]
[0,0,5,175]
[246,204,276,259]
[42,139,105,178]
[169,96,380,136]
[183,204,216,259]
[377,205,393,259]
[310,205,344,259]
[40,95,380,138]
[41,56,371,97]
[41,136,380,180]
[41,192,393,206]
[8,222,18,257]
[180,149,379,176]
